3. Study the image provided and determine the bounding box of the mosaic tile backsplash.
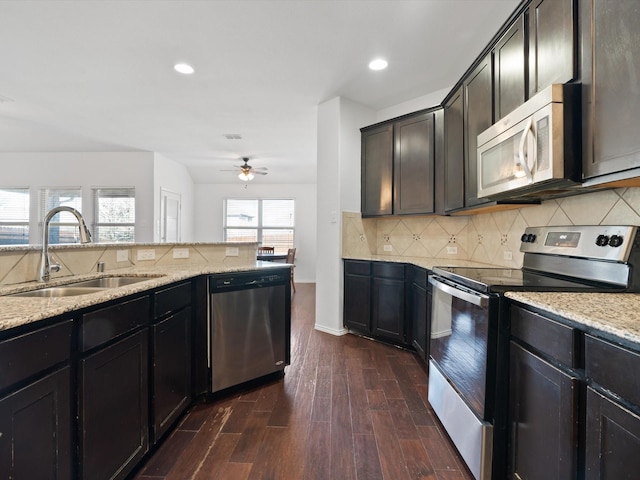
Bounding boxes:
[343,188,640,268]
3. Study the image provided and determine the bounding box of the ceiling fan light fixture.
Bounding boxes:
[368,58,388,71]
[174,63,195,74]
[238,171,254,182]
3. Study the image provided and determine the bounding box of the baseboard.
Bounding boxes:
[314,323,348,336]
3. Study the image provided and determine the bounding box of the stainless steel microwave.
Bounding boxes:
[477,83,581,200]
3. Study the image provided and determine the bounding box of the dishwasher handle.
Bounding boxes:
[210,269,289,292]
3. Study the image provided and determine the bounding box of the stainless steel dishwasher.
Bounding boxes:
[209,269,290,393]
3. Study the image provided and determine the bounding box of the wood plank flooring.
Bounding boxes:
[133,283,473,480]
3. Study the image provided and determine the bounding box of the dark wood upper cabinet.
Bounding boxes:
[528,0,576,97]
[393,112,435,215]
[464,54,494,208]
[494,14,526,121]
[444,86,465,212]
[361,123,394,216]
[581,0,640,182]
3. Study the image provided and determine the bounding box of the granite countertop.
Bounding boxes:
[506,291,640,346]
[346,255,491,270]
[0,261,288,333]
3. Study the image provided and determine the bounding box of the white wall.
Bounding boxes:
[0,151,155,241]
[315,97,375,335]
[153,154,195,242]
[193,183,317,283]
[376,86,450,122]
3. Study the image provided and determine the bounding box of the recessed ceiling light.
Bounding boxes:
[174,63,195,75]
[369,58,388,71]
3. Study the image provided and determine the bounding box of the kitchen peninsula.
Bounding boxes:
[0,241,292,480]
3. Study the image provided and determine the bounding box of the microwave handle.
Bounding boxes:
[517,117,535,183]
[429,277,489,307]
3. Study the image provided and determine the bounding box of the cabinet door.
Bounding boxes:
[444,87,465,212]
[344,273,371,333]
[0,367,71,479]
[393,112,435,214]
[494,15,526,121]
[464,54,493,208]
[80,330,149,480]
[361,123,393,216]
[153,308,192,442]
[372,277,405,343]
[508,342,578,480]
[582,0,640,180]
[528,0,576,97]
[585,387,640,480]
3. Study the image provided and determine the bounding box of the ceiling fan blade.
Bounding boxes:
[251,167,268,171]
[253,171,268,175]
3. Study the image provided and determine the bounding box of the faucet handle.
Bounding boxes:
[50,263,61,273]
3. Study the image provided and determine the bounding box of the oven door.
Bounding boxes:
[428,275,494,480]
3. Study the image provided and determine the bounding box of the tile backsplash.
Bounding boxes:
[342,188,640,268]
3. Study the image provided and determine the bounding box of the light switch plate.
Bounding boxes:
[137,249,156,261]
[226,247,239,257]
[503,251,513,260]
[173,248,189,259]
[446,246,458,254]
[383,244,393,252]
[116,250,129,262]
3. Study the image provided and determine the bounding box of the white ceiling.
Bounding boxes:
[0,0,519,184]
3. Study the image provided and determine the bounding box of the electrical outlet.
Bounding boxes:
[383,244,393,252]
[116,250,129,262]
[137,249,156,261]
[173,248,189,259]
[226,247,239,257]
[446,246,458,254]
[504,251,513,260]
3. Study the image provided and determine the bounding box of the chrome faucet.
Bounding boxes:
[39,206,92,282]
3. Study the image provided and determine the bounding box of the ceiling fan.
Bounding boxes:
[221,157,268,182]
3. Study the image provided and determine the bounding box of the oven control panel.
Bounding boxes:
[519,225,638,262]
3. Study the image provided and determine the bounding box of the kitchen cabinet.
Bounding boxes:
[0,319,73,479]
[79,296,150,480]
[409,265,430,361]
[528,0,576,97]
[344,260,409,347]
[344,260,372,333]
[361,109,439,217]
[443,86,465,212]
[508,306,579,480]
[494,14,526,121]
[393,111,436,215]
[581,0,640,183]
[584,334,640,479]
[361,123,393,216]
[464,54,494,208]
[152,282,192,442]
[371,262,406,342]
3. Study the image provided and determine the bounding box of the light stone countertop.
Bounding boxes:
[505,291,640,347]
[0,261,288,333]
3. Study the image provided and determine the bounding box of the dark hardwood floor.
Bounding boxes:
[133,283,473,480]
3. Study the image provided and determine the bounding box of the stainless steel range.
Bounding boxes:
[428,225,640,480]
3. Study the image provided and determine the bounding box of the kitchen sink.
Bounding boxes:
[7,275,164,297]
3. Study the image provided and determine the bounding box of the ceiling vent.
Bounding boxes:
[223,133,242,140]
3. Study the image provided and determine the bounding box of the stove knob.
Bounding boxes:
[521,233,529,243]
[528,233,537,243]
[596,234,609,246]
[609,235,624,247]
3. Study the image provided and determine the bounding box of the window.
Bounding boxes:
[39,188,83,244]
[93,188,135,243]
[224,199,294,254]
[0,188,30,245]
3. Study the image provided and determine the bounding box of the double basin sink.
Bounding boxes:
[9,275,163,298]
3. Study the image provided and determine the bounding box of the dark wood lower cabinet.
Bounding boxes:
[409,266,430,361]
[343,271,371,333]
[508,341,579,480]
[80,330,149,480]
[0,367,72,479]
[152,307,192,442]
[585,387,640,480]
[371,275,405,342]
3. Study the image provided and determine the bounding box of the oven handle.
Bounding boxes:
[429,277,489,307]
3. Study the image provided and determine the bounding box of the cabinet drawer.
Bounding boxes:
[154,281,191,319]
[0,320,72,391]
[510,306,577,367]
[81,296,150,351]
[344,260,371,276]
[586,334,640,408]
[372,262,404,280]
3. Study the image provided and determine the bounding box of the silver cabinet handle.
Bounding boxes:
[517,116,535,184]
[429,277,489,307]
